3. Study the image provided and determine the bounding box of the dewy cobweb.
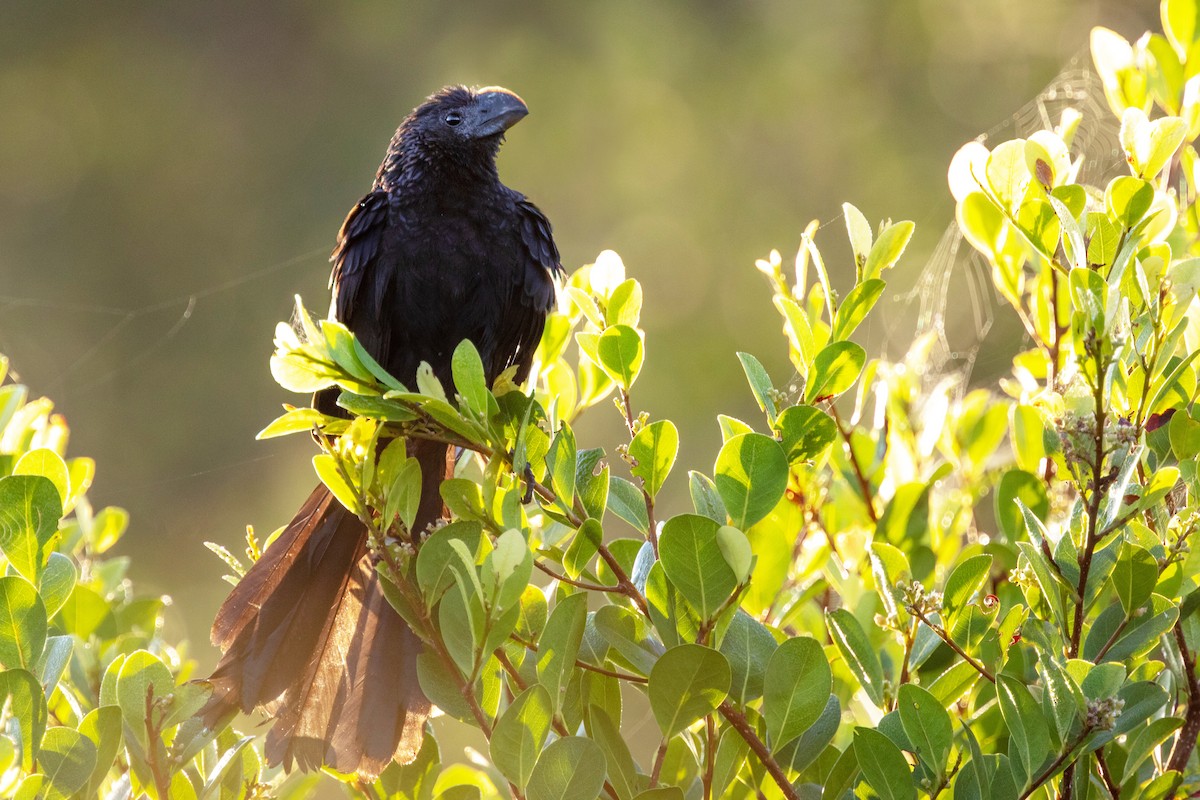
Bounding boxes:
[893,51,1123,394]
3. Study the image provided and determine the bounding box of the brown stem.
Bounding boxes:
[1166,624,1200,772]
[703,716,717,800]
[910,608,995,684]
[144,685,172,800]
[534,560,623,593]
[718,702,801,800]
[1096,748,1120,799]
[493,650,621,800]
[1091,616,1130,663]
[649,740,669,787]
[828,403,877,523]
[1019,728,1091,800]
[1070,356,1107,660]
[510,634,648,684]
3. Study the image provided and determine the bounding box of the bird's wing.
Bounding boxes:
[329,189,391,332]
[495,195,561,381]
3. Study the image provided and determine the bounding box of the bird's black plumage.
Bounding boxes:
[206,85,560,780]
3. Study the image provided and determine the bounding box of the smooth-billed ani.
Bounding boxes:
[204,85,560,779]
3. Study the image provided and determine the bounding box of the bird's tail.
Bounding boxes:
[203,439,450,779]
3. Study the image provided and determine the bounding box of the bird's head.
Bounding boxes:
[379,86,530,187]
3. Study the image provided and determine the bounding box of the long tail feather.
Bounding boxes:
[204,437,448,779]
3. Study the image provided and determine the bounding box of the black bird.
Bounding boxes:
[204,86,560,780]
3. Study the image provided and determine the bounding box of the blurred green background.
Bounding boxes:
[0,0,1153,681]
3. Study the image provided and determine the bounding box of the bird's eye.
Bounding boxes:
[445,111,463,127]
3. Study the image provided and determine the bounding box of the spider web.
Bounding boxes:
[889,52,1122,392]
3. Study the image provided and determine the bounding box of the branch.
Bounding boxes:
[910,608,995,684]
[828,403,877,523]
[718,702,800,800]
[1166,623,1200,773]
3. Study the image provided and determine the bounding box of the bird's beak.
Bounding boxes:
[473,89,529,138]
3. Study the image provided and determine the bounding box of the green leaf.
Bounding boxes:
[537,593,587,712]
[831,279,885,341]
[1039,659,1083,745]
[853,727,916,800]
[586,704,638,800]
[312,453,360,515]
[1105,175,1154,227]
[39,635,73,694]
[1096,593,1180,663]
[78,706,122,797]
[927,661,980,708]
[563,518,601,579]
[826,609,885,707]
[116,650,176,749]
[864,221,915,280]
[1164,0,1200,55]
[718,611,778,706]
[774,405,837,463]
[736,352,777,424]
[764,636,832,751]
[12,449,69,507]
[1121,716,1183,783]
[482,529,534,612]
[39,727,96,800]
[526,736,606,800]
[957,191,1008,257]
[607,476,649,534]
[995,469,1049,542]
[804,341,866,402]
[490,684,553,791]
[594,325,644,390]
[822,744,861,800]
[1112,542,1158,616]
[712,726,750,799]
[0,576,47,671]
[629,420,679,498]
[258,407,338,438]
[632,790,683,800]
[688,471,726,523]
[415,361,448,403]
[415,521,482,604]
[779,694,841,774]
[0,669,46,771]
[713,433,788,530]
[942,554,993,622]
[594,605,662,675]
[897,684,951,778]
[451,339,489,415]
[996,674,1050,787]
[659,514,738,621]
[0,475,61,582]
[546,425,577,508]
[575,448,609,521]
[715,525,753,584]
[986,139,1031,211]
[88,506,128,553]
[385,456,423,534]
[57,584,115,641]
[1169,404,1200,459]
[606,279,643,327]
[648,644,731,737]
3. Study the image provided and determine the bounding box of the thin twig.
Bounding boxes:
[1096,747,1120,799]
[534,560,624,593]
[910,608,996,684]
[718,702,800,800]
[828,403,878,523]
